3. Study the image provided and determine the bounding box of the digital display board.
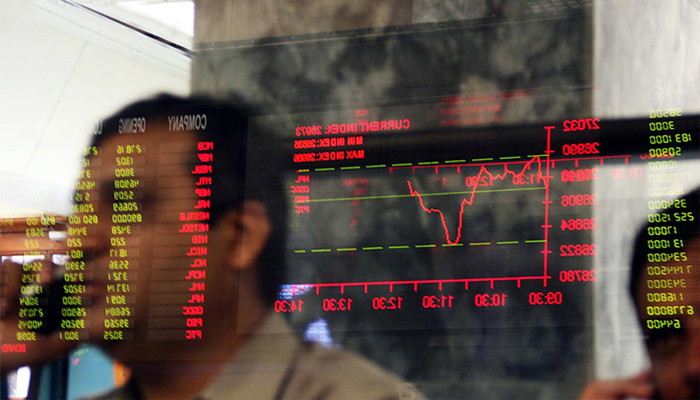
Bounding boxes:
[2,101,698,398]
[245,104,699,394]
[245,105,697,328]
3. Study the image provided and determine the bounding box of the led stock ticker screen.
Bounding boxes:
[253,106,699,332]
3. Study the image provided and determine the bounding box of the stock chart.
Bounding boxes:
[244,105,699,335]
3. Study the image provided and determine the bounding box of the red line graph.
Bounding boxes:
[407,155,548,245]
[289,126,633,291]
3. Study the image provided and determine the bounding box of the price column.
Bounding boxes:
[104,144,144,341]
[64,146,101,341]
[15,251,45,344]
[642,109,697,333]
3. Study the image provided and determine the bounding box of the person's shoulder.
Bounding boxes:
[285,342,426,400]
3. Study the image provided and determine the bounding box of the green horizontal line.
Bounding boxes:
[309,186,545,203]
[311,194,410,202]
[302,156,537,173]
[296,240,533,254]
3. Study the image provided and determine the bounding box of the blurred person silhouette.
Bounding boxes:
[580,188,699,400]
[1,95,424,400]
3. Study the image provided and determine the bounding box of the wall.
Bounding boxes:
[593,0,700,118]
[591,0,700,380]
[194,0,412,43]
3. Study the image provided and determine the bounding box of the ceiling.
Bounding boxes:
[55,0,194,48]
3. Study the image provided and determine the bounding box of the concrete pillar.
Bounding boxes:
[194,0,413,43]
